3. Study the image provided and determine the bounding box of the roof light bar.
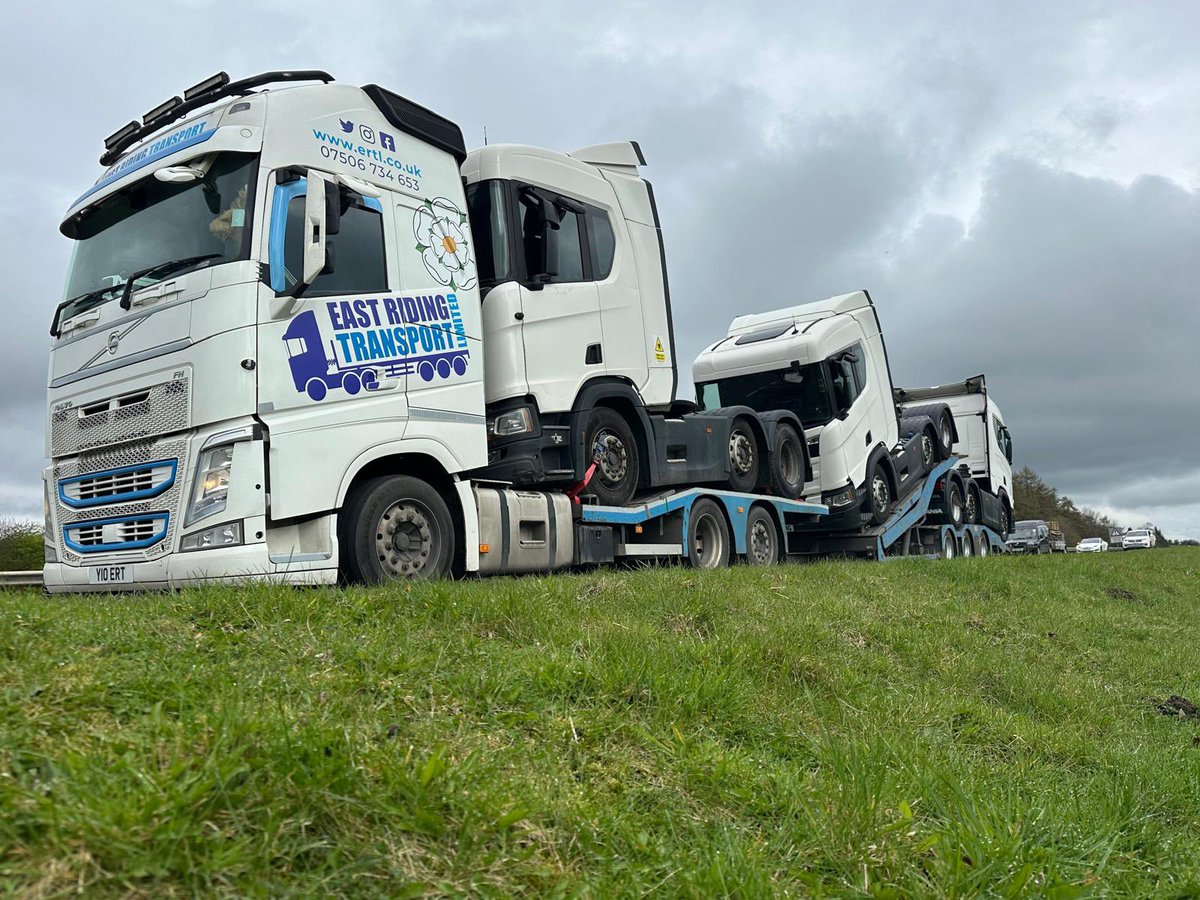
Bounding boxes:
[143,96,182,125]
[98,70,334,166]
[184,71,230,101]
[103,121,141,151]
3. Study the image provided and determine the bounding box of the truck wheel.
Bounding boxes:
[961,531,975,557]
[745,506,779,566]
[964,487,980,525]
[583,407,640,507]
[339,475,455,583]
[867,460,893,526]
[726,417,760,494]
[978,535,990,557]
[941,530,957,559]
[945,480,964,526]
[935,412,955,459]
[686,498,731,569]
[769,424,805,499]
[999,501,1012,540]
[920,428,936,472]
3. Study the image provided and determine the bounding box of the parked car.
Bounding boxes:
[1122,529,1153,550]
[1077,537,1108,553]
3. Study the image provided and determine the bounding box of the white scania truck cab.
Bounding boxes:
[44,71,814,591]
[894,375,1015,537]
[692,292,958,531]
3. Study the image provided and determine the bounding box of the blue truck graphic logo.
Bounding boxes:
[283,293,470,402]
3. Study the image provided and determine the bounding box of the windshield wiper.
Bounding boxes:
[119,253,223,310]
[50,284,123,337]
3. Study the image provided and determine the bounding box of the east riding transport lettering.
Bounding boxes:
[327,294,468,365]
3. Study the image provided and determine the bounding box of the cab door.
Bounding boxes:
[255,168,404,520]
[514,186,601,414]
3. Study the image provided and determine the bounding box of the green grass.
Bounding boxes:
[2,550,1199,897]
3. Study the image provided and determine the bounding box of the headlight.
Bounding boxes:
[186,444,235,525]
[181,521,243,552]
[823,486,857,508]
[488,407,533,439]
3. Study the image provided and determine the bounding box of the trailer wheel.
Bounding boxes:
[339,475,454,583]
[768,424,805,500]
[941,530,957,559]
[961,531,975,557]
[866,460,893,526]
[686,498,731,569]
[745,506,779,566]
[964,486,980,525]
[726,417,761,494]
[583,407,640,507]
[945,480,964,526]
[978,536,990,557]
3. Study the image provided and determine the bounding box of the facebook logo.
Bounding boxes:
[380,131,396,152]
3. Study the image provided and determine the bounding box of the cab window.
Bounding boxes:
[829,344,865,412]
[270,176,387,295]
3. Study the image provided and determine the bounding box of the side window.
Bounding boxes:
[829,349,863,412]
[465,180,511,289]
[586,207,616,280]
[270,177,387,295]
[849,343,868,393]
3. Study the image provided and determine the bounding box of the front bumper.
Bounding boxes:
[43,538,337,592]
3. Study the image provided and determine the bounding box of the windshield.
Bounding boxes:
[699,364,833,429]
[59,152,257,323]
[1127,531,1149,538]
[1012,523,1039,538]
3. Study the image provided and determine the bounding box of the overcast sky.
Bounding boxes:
[3,1,1198,538]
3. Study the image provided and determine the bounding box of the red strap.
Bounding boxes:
[567,461,597,505]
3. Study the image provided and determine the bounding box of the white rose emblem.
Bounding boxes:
[413,197,478,291]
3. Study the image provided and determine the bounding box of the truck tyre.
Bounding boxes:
[583,407,640,507]
[944,480,964,526]
[964,486,980,525]
[935,411,955,459]
[745,506,779,566]
[339,475,455,583]
[768,424,805,500]
[686,498,731,569]
[920,427,937,472]
[978,536,990,557]
[726,417,761,494]
[866,460,893,526]
[941,530,957,559]
[999,500,1012,540]
[961,531,975,557]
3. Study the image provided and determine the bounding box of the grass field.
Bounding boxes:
[2,549,1198,897]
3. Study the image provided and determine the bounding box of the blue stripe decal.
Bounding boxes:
[63,512,170,554]
[57,459,177,509]
[71,121,218,210]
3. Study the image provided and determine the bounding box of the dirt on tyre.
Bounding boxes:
[583,407,640,506]
[768,423,806,499]
[726,416,761,494]
[745,505,779,566]
[686,498,731,568]
[866,460,893,527]
[339,475,455,583]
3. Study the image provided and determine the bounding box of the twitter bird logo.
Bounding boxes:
[339,119,354,133]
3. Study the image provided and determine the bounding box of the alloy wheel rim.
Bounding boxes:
[872,475,890,511]
[749,519,774,563]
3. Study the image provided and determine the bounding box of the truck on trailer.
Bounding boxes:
[894,375,1015,538]
[43,71,1000,591]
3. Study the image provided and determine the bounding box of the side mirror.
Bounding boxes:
[519,188,560,286]
[301,169,329,287]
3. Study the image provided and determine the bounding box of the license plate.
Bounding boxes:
[88,564,133,585]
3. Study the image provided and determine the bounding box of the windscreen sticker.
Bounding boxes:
[282,294,470,402]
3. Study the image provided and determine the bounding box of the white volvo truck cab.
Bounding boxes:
[692,291,957,531]
[44,71,809,591]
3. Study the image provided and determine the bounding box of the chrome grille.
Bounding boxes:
[59,460,176,507]
[50,373,190,457]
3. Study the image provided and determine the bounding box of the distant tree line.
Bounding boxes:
[1013,468,1196,547]
[0,518,43,570]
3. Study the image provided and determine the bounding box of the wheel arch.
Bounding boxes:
[570,377,654,485]
[866,443,898,502]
